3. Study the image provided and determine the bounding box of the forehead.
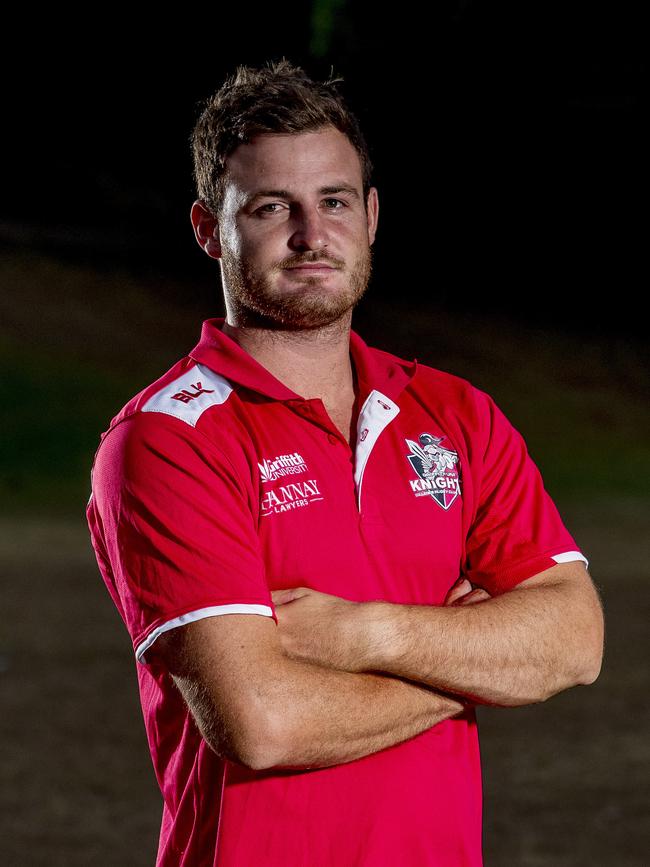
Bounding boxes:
[223,127,363,195]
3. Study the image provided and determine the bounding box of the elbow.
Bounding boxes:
[236,707,288,771]
[244,699,307,770]
[236,746,275,773]
[576,639,604,687]
[202,728,279,773]
[578,663,601,688]
[547,597,605,696]
[241,738,281,772]
[221,671,299,771]
[196,703,284,772]
[576,580,606,687]
[550,649,604,700]
[196,726,262,771]
[498,614,605,707]
[523,639,604,706]
[551,622,604,698]
[576,607,605,687]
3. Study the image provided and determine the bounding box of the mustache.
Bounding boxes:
[281,253,343,269]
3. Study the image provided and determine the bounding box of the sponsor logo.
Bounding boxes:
[171,381,215,403]
[260,479,324,517]
[405,433,461,511]
[258,452,308,483]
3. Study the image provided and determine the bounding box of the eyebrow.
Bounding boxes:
[243,184,361,207]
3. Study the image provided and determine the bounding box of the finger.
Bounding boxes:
[444,578,473,606]
[271,587,310,605]
[456,589,491,605]
[271,589,297,605]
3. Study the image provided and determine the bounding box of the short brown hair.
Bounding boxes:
[190,57,374,218]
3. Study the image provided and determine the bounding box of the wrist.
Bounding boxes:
[355,600,401,672]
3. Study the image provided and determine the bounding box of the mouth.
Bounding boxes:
[285,264,337,273]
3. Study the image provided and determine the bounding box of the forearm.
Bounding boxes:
[263,656,465,770]
[359,574,603,707]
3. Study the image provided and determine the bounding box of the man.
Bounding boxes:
[86,59,604,866]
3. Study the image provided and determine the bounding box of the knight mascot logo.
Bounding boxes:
[405,433,461,510]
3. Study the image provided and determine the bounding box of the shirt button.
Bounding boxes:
[327,433,338,445]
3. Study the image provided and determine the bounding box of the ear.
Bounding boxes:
[190,200,222,260]
[366,186,379,247]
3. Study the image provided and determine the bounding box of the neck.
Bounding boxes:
[220,314,355,404]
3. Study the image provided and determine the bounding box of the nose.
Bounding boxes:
[289,207,329,252]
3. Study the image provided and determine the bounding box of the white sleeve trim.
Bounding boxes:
[135,603,275,663]
[551,550,589,568]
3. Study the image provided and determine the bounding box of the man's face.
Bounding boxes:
[206,126,378,329]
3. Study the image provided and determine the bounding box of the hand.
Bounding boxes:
[270,579,492,673]
[270,586,363,671]
[444,577,492,606]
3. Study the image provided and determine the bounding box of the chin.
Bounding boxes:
[257,295,359,330]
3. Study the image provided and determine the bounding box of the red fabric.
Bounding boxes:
[86,317,585,866]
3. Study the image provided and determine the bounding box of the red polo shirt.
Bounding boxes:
[86,317,587,866]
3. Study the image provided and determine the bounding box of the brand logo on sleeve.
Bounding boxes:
[170,381,215,403]
[405,433,461,510]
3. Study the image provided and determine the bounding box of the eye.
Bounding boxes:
[257,203,283,213]
[323,198,346,209]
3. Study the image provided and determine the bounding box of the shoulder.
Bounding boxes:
[363,339,502,435]
[96,354,243,452]
[107,357,235,432]
[90,356,243,488]
[404,358,523,469]
[409,357,496,423]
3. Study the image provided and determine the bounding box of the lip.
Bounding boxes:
[286,264,336,271]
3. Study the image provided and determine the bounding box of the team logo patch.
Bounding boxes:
[405,433,461,510]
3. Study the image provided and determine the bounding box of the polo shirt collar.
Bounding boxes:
[189,317,297,400]
[349,328,417,403]
[189,317,417,402]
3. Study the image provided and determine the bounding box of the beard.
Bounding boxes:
[220,244,373,330]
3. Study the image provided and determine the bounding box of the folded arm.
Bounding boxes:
[272,561,605,708]
[150,612,466,772]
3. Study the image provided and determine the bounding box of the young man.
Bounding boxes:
[86,59,604,866]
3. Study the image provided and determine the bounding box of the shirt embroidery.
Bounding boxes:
[405,433,462,510]
[260,478,325,516]
[258,452,308,482]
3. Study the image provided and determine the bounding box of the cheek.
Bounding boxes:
[342,219,372,247]
[220,223,244,259]
[237,226,285,265]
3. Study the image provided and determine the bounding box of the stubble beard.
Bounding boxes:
[220,245,373,330]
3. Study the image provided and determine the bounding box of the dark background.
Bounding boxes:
[3,2,646,335]
[2,3,648,864]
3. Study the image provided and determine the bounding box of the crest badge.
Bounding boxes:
[405,433,461,510]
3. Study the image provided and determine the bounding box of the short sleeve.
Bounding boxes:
[463,388,588,594]
[87,411,277,663]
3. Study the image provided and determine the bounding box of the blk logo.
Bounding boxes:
[171,382,215,404]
